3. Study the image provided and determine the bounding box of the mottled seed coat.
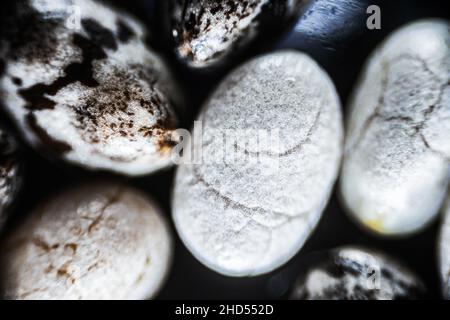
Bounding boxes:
[290,247,426,300]
[169,0,306,68]
[0,0,179,176]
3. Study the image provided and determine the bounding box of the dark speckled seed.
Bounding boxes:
[290,247,426,300]
[0,126,23,231]
[0,0,180,176]
[167,0,308,68]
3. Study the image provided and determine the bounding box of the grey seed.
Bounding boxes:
[168,0,306,68]
[290,247,426,300]
[172,50,343,277]
[0,182,173,300]
[0,0,179,176]
[340,19,450,235]
[0,126,23,231]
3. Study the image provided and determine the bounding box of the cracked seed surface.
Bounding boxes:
[290,247,426,300]
[0,182,172,300]
[169,0,305,68]
[172,50,343,276]
[0,0,179,176]
[439,197,450,299]
[340,19,450,235]
[0,127,23,231]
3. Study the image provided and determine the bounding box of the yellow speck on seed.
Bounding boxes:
[158,144,172,154]
[364,217,384,233]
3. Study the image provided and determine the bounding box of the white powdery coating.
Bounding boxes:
[172,50,343,276]
[340,19,450,235]
[0,0,178,176]
[439,197,450,299]
[291,247,424,300]
[0,182,172,300]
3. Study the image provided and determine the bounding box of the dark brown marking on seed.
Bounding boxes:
[12,77,22,86]
[139,117,178,154]
[87,213,104,234]
[64,243,78,255]
[87,263,98,271]
[117,19,135,43]
[19,84,57,110]
[156,131,179,154]
[56,263,76,284]
[72,63,177,151]
[85,189,121,234]
[31,237,59,252]
[26,113,72,155]
[17,287,50,300]
[44,264,54,273]
[0,1,62,64]
[82,18,117,50]
[18,33,107,111]
[32,237,51,251]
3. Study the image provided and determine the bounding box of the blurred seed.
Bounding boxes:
[290,246,426,300]
[0,181,173,300]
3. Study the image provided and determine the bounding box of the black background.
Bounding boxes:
[1,0,450,300]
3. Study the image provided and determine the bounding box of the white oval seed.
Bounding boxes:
[340,19,450,235]
[172,50,343,277]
